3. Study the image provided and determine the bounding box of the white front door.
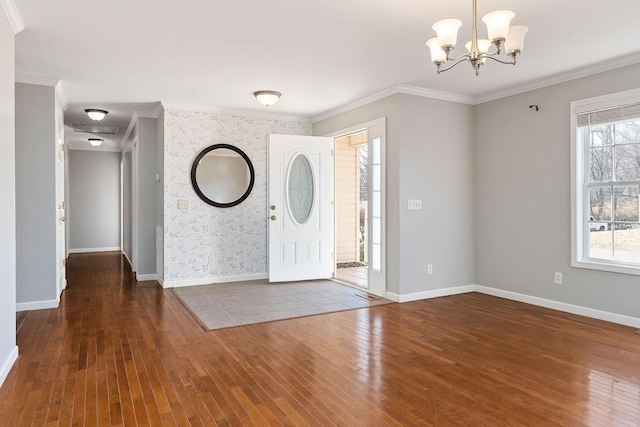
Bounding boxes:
[268,134,334,282]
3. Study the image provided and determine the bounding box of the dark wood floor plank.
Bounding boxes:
[1,252,639,426]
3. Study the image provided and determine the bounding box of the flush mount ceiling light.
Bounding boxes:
[253,90,281,107]
[88,138,103,147]
[84,108,109,121]
[426,0,529,75]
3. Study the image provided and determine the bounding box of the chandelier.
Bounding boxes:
[426,0,529,75]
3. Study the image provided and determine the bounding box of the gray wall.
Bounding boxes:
[476,63,640,319]
[122,145,133,264]
[15,83,57,305]
[397,94,475,294]
[0,9,16,386]
[121,116,158,277]
[137,117,158,277]
[314,94,476,296]
[68,150,121,251]
[156,111,164,282]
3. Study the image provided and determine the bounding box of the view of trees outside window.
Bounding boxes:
[584,118,640,262]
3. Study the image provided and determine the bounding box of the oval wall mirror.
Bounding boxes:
[191,144,255,208]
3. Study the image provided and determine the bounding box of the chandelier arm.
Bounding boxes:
[437,57,470,73]
[479,47,502,57]
[481,55,517,65]
[447,53,472,62]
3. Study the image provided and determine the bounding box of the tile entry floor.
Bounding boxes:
[173,279,392,330]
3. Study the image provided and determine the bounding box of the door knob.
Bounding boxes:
[270,215,276,221]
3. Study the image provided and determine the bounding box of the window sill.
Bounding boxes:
[572,259,640,276]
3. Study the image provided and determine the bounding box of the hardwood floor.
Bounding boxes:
[1,252,639,426]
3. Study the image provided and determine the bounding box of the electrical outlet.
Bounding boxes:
[554,272,562,285]
[428,264,433,275]
[408,199,422,210]
[178,199,188,211]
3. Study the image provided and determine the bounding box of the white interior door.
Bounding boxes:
[268,134,334,282]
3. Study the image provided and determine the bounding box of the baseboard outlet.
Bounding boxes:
[163,273,268,289]
[16,299,59,312]
[475,285,640,329]
[69,247,120,254]
[0,346,18,388]
[386,285,476,303]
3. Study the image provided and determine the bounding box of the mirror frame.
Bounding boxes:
[190,143,255,208]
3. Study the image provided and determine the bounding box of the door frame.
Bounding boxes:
[323,117,386,296]
[54,93,67,301]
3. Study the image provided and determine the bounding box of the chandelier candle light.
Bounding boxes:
[426,0,528,75]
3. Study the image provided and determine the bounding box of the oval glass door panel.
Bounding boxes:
[287,154,315,224]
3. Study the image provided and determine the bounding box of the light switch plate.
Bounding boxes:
[408,199,422,210]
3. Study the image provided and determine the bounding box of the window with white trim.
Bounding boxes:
[572,89,640,274]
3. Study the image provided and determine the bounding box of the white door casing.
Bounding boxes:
[268,134,334,282]
[54,97,66,300]
[366,119,386,297]
[323,118,387,296]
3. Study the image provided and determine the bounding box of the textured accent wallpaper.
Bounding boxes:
[163,109,312,285]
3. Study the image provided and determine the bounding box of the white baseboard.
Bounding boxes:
[164,273,268,289]
[0,346,18,388]
[136,273,159,282]
[475,285,640,329]
[122,251,132,268]
[386,285,477,303]
[387,283,640,329]
[16,299,59,312]
[69,247,120,254]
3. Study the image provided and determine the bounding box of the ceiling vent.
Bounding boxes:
[72,124,119,135]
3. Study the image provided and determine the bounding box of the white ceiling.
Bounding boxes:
[11,0,640,149]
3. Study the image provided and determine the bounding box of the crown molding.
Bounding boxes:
[161,101,311,123]
[120,112,138,152]
[16,74,59,87]
[0,0,24,34]
[311,84,475,123]
[54,81,68,111]
[67,145,122,153]
[137,102,163,119]
[474,52,640,105]
[397,84,475,105]
[312,52,640,122]
[16,74,69,111]
[311,86,400,123]
[151,102,164,118]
